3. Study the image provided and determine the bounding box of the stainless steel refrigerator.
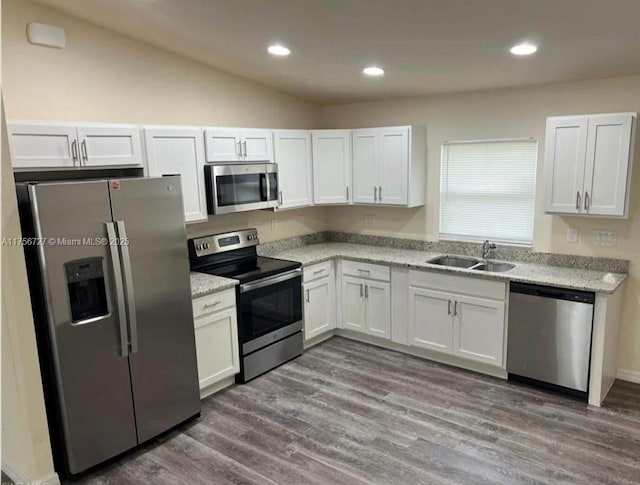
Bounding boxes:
[16,176,201,476]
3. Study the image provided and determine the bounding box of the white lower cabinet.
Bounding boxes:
[408,271,506,368]
[341,262,391,339]
[192,290,239,394]
[303,262,336,341]
[408,288,453,353]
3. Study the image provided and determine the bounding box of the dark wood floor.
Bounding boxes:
[70,337,640,484]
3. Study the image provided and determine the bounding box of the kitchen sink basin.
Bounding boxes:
[470,262,515,273]
[427,255,480,269]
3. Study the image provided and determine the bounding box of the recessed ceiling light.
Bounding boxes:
[363,66,384,77]
[267,44,290,56]
[510,42,538,56]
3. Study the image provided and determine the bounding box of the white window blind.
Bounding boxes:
[440,139,537,245]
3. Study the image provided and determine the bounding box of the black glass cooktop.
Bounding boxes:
[197,256,301,284]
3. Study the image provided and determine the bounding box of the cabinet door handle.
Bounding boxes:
[306,289,310,303]
[454,301,458,316]
[360,284,363,298]
[374,186,378,201]
[379,186,382,200]
[279,190,283,205]
[237,140,243,158]
[448,300,452,315]
[243,140,248,158]
[346,185,350,201]
[365,285,369,299]
[71,140,78,165]
[81,140,88,164]
[576,191,581,211]
[584,191,590,211]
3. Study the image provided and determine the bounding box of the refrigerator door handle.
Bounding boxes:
[116,220,139,354]
[106,222,129,357]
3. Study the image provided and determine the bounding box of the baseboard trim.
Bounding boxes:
[200,375,235,400]
[2,460,60,485]
[616,369,640,384]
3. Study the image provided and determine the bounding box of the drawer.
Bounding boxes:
[193,289,236,319]
[409,270,506,301]
[342,260,390,282]
[303,261,333,282]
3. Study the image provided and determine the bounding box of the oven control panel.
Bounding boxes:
[190,228,259,257]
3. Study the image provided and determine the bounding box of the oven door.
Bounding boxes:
[206,163,278,215]
[237,268,302,353]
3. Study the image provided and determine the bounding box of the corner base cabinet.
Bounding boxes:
[341,261,391,339]
[408,271,506,367]
[192,289,239,393]
[544,112,636,218]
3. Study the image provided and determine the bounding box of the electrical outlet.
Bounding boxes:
[365,215,374,228]
[593,230,617,246]
[567,227,579,244]
[271,219,278,232]
[297,215,304,225]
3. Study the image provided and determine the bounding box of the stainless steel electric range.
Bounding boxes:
[188,229,303,382]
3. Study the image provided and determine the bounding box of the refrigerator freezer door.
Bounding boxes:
[109,176,200,442]
[29,181,137,474]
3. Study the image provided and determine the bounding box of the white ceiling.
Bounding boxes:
[33,0,640,104]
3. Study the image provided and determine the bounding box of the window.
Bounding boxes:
[439,139,537,245]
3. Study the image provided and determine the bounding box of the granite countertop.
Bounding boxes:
[190,272,238,298]
[267,243,627,294]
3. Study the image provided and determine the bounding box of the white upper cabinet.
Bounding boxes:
[352,125,425,207]
[544,113,636,218]
[273,130,313,209]
[312,130,352,205]
[204,127,273,163]
[8,123,77,169]
[143,126,207,223]
[77,124,143,167]
[8,121,143,169]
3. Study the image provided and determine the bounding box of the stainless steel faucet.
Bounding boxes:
[482,240,497,259]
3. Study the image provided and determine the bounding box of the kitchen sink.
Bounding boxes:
[470,262,515,273]
[427,255,481,269]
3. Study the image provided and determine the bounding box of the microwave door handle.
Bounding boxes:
[116,220,138,354]
[106,222,129,357]
[260,173,268,201]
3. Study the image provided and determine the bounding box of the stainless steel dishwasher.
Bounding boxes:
[507,282,595,397]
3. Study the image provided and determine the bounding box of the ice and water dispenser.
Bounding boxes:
[64,258,109,323]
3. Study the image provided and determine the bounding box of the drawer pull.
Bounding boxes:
[203,301,221,309]
[358,269,370,275]
[313,269,325,275]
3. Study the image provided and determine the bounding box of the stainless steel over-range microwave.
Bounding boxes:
[204,163,278,214]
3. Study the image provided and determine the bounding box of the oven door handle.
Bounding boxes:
[239,268,302,293]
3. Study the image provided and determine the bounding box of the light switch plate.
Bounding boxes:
[365,215,374,228]
[297,215,304,225]
[271,219,278,232]
[567,227,579,244]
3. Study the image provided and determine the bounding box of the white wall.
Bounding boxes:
[323,75,640,377]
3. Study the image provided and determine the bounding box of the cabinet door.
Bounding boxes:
[204,128,242,162]
[365,281,391,339]
[144,127,207,223]
[273,130,313,209]
[312,130,352,204]
[379,127,409,205]
[583,114,634,217]
[194,307,239,390]
[8,123,78,169]
[352,129,379,204]
[544,116,588,214]
[241,129,274,162]
[304,276,335,340]
[342,276,366,332]
[408,287,453,353]
[77,124,143,167]
[453,295,505,367]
